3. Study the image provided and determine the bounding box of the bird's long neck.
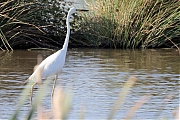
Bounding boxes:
[62,13,71,51]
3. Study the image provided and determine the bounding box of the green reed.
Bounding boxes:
[82,0,180,49]
[0,0,179,50]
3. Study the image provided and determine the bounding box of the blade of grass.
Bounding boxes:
[124,95,151,120]
[0,28,13,51]
[108,76,136,119]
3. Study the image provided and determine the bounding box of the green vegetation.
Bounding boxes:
[82,0,180,49]
[0,0,179,50]
[0,0,81,50]
[0,0,46,50]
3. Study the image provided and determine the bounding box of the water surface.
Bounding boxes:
[0,49,179,119]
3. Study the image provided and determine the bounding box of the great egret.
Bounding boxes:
[25,8,88,105]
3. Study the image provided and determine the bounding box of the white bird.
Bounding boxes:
[25,8,88,105]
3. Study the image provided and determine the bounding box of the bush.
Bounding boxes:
[1,0,179,50]
[0,0,82,50]
[82,0,180,49]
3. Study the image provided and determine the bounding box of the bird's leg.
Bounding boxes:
[30,82,37,106]
[51,75,58,106]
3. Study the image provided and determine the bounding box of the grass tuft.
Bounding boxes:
[81,0,180,49]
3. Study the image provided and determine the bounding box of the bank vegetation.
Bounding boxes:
[0,0,179,51]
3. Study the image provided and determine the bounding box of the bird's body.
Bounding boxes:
[28,8,73,82]
[29,49,66,82]
[41,49,66,77]
[26,8,88,106]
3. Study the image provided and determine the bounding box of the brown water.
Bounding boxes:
[0,49,179,119]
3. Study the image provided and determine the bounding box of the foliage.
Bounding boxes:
[82,0,180,49]
[0,0,82,50]
[0,0,179,50]
[0,0,46,50]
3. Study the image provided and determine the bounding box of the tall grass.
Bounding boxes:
[1,0,179,50]
[0,0,56,50]
[82,0,180,49]
[0,0,82,50]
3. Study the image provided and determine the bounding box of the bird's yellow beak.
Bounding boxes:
[76,9,89,12]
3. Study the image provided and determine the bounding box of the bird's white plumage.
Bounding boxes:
[27,8,86,105]
[28,8,77,83]
[39,49,66,77]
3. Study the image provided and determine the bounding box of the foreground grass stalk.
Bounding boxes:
[11,75,179,119]
[124,95,151,120]
[108,76,136,119]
